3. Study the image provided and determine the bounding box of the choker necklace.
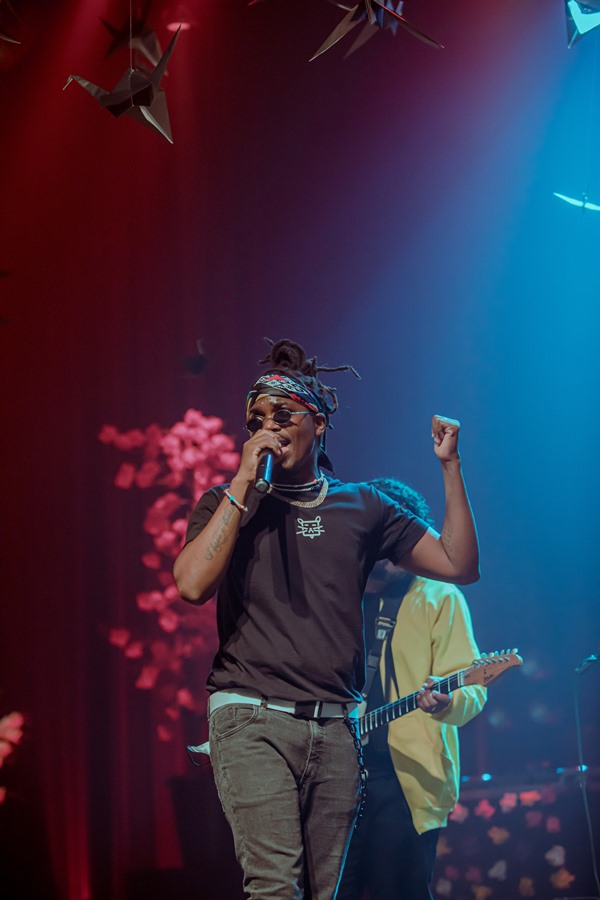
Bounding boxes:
[270,474,324,493]
[270,478,329,508]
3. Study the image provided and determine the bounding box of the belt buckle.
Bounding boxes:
[294,700,322,718]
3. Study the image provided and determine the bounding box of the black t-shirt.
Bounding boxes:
[185,479,428,704]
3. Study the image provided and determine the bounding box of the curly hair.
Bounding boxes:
[257,338,360,421]
[368,477,435,527]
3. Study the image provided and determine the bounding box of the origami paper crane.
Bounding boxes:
[565,0,600,47]
[553,191,600,211]
[100,0,162,67]
[64,26,180,143]
[311,0,442,60]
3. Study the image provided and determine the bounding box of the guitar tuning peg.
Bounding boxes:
[481,652,488,658]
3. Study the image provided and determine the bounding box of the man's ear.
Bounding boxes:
[314,413,327,437]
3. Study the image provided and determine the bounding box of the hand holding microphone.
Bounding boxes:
[235,429,281,497]
[255,450,274,494]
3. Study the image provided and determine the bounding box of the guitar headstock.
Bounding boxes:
[463,649,523,687]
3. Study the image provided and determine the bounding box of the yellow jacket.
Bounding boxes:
[377,576,486,834]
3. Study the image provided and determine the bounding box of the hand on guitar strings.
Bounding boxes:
[417,676,453,715]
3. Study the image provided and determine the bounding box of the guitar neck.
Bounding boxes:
[359,670,465,737]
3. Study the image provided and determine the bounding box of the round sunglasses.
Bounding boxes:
[245,408,313,435]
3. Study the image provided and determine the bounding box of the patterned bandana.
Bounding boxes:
[246,372,328,420]
[246,371,334,471]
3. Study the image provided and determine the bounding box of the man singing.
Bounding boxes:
[174,338,479,899]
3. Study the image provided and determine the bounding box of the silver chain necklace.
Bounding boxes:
[269,478,329,508]
[270,473,324,493]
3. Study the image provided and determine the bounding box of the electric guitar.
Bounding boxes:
[359,650,522,741]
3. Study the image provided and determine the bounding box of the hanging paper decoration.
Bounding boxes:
[64,25,181,143]
[101,0,162,67]
[311,0,443,60]
[553,191,600,211]
[565,0,600,48]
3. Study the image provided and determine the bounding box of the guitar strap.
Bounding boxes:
[362,574,415,703]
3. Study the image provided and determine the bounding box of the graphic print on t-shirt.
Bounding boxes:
[296,515,325,539]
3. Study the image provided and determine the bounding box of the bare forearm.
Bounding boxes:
[439,459,479,583]
[173,478,250,604]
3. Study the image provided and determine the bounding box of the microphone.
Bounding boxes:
[254,451,273,494]
[575,647,599,675]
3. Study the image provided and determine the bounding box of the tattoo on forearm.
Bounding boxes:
[204,506,237,561]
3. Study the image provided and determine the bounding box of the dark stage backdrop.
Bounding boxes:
[1,1,599,898]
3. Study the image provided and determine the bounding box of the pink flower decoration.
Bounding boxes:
[136,460,162,488]
[144,493,184,533]
[159,609,180,634]
[0,712,24,745]
[433,878,452,897]
[114,462,136,489]
[137,591,167,612]
[98,424,119,443]
[550,868,575,890]
[487,827,510,846]
[524,811,544,828]
[180,447,201,468]
[109,628,131,648]
[163,584,180,603]
[220,451,240,470]
[519,790,541,807]
[160,471,185,488]
[443,866,460,881]
[436,835,451,857]
[465,868,482,882]
[124,641,143,659]
[161,434,181,455]
[518,877,535,897]
[540,785,557,805]
[474,799,496,820]
[208,435,234,455]
[177,688,195,710]
[102,408,241,740]
[544,845,566,867]
[124,429,146,448]
[488,860,507,881]
[153,530,179,554]
[135,666,159,689]
[472,887,493,900]
[449,802,470,823]
[156,724,174,742]
[141,552,161,570]
[546,816,561,833]
[200,414,224,433]
[499,792,518,813]
[182,409,201,426]
[0,741,14,764]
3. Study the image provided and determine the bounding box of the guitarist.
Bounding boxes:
[338,479,487,900]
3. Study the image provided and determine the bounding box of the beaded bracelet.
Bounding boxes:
[224,488,248,513]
